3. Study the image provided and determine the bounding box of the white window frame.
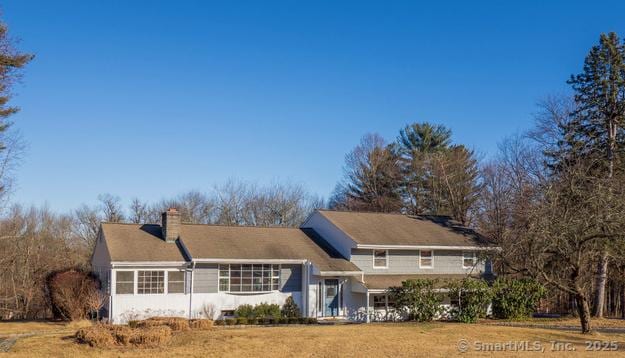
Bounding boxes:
[166,270,186,294]
[137,270,166,295]
[418,250,434,269]
[217,264,281,293]
[372,249,388,269]
[462,251,477,269]
[114,269,135,295]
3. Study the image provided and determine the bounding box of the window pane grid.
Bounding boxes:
[218,264,280,292]
[138,270,164,294]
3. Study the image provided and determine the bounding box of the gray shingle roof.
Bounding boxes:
[317,210,492,247]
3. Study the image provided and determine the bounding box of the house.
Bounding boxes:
[91,208,497,323]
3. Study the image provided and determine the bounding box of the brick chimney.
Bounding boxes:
[162,208,181,243]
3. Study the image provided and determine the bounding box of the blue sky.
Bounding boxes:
[3,0,625,212]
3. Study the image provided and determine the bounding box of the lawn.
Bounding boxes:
[3,320,625,357]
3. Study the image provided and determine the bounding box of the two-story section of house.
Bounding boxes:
[301,210,495,321]
[92,208,496,323]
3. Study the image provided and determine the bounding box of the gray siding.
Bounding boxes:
[193,264,218,293]
[350,249,485,274]
[281,264,302,292]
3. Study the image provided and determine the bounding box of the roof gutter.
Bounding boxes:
[356,244,501,251]
[190,258,307,264]
[110,261,188,267]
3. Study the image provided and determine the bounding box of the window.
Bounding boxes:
[168,271,185,294]
[373,250,388,268]
[419,250,433,268]
[463,252,476,268]
[218,264,280,292]
[138,270,165,294]
[373,295,386,309]
[116,271,134,294]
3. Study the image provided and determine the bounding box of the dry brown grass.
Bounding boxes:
[75,324,172,348]
[133,317,190,332]
[5,321,625,357]
[189,319,213,330]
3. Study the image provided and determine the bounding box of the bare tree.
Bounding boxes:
[97,194,124,222]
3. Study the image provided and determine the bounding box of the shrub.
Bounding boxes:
[75,324,172,348]
[130,326,172,347]
[297,317,306,324]
[305,317,318,324]
[492,278,546,320]
[247,318,258,325]
[127,320,139,328]
[281,296,301,318]
[254,302,282,319]
[76,325,116,347]
[261,317,275,325]
[46,269,104,321]
[448,278,493,323]
[278,317,288,324]
[224,318,236,325]
[214,320,224,326]
[234,304,255,318]
[388,279,443,322]
[236,317,248,325]
[190,319,214,330]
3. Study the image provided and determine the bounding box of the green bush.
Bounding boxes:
[388,279,443,322]
[247,318,258,325]
[448,278,493,323]
[261,317,275,325]
[305,317,318,324]
[253,302,282,319]
[235,317,248,325]
[224,318,236,325]
[287,317,299,324]
[492,278,545,320]
[278,317,288,324]
[214,320,224,326]
[281,296,301,318]
[234,304,255,318]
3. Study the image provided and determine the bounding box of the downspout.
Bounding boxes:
[188,261,195,319]
[366,290,370,323]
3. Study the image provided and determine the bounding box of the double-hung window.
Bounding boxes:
[373,250,388,268]
[116,271,134,294]
[168,271,185,294]
[419,250,433,268]
[218,264,280,292]
[463,251,476,269]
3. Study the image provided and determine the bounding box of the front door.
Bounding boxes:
[324,279,339,316]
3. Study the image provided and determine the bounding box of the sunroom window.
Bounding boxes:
[218,264,280,292]
[168,271,185,294]
[138,270,165,294]
[116,271,134,294]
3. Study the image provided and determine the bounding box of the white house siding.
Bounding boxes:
[301,212,355,259]
[109,264,305,323]
[350,249,485,275]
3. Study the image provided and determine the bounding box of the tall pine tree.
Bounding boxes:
[567,32,625,317]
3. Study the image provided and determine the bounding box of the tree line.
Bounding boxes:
[329,33,625,333]
[0,12,623,334]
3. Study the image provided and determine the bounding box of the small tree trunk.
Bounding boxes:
[621,285,625,319]
[576,293,592,334]
[593,252,608,317]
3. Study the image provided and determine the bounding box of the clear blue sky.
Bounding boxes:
[3,0,625,212]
